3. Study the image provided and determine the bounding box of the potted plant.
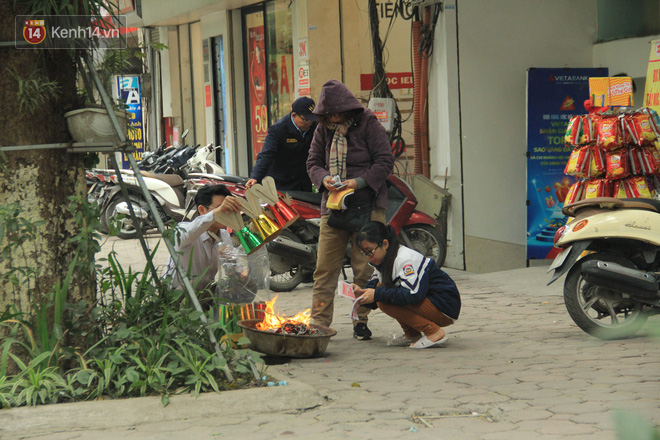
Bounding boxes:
[65,42,137,144]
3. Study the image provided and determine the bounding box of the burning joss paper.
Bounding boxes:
[255,295,319,335]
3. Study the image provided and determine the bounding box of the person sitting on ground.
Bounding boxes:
[245,97,318,191]
[163,184,241,303]
[352,221,461,349]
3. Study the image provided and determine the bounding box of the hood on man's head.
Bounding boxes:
[313,79,363,116]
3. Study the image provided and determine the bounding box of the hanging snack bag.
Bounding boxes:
[565,180,585,204]
[651,175,660,195]
[611,179,632,198]
[643,145,660,174]
[627,176,653,198]
[579,115,595,145]
[564,146,590,177]
[584,179,609,199]
[633,145,654,174]
[605,149,630,179]
[633,112,657,145]
[596,116,622,150]
[628,146,645,175]
[564,115,582,146]
[620,114,639,146]
[588,146,606,177]
[642,107,660,137]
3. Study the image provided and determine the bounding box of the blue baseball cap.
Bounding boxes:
[291,97,318,121]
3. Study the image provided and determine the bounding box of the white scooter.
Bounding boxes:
[97,143,227,239]
[548,197,660,339]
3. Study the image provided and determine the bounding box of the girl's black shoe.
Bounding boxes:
[353,323,372,340]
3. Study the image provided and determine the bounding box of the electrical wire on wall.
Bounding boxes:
[368,1,441,168]
[418,2,441,58]
[367,0,405,159]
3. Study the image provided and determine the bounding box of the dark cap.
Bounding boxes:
[291,97,318,121]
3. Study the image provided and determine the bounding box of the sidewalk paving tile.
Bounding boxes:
[2,235,657,439]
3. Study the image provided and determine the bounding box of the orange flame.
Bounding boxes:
[256,294,311,331]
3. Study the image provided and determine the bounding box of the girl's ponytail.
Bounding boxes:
[380,225,399,287]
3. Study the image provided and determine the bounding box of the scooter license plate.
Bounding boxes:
[547,246,571,273]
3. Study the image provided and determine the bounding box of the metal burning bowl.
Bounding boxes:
[237,319,337,358]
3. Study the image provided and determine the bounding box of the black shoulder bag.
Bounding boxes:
[327,202,372,232]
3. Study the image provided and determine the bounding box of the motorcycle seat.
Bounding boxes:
[563,196,660,217]
[213,174,249,185]
[282,190,322,206]
[143,172,185,188]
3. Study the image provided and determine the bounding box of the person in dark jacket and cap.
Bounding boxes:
[306,79,394,339]
[246,97,318,191]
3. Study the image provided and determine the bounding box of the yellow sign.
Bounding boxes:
[644,39,660,112]
[589,77,634,107]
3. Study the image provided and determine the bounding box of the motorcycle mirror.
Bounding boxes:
[181,129,189,140]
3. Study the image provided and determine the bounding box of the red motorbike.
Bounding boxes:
[260,174,447,292]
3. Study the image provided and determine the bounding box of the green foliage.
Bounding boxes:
[0,196,266,409]
[0,203,46,300]
[9,69,62,115]
[0,151,7,173]
[614,410,660,440]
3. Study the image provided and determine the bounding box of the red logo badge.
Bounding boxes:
[560,95,576,111]
[23,20,46,45]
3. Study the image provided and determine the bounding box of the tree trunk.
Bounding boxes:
[0,2,95,336]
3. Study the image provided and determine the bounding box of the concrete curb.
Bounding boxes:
[0,379,322,438]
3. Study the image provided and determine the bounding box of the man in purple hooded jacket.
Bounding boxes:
[306,79,394,339]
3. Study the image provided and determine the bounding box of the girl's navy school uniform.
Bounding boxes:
[365,246,461,320]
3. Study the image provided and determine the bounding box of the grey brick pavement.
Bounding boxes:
[1,235,658,439]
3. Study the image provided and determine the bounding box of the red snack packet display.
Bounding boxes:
[565,181,585,204]
[626,176,653,198]
[596,116,622,150]
[579,115,594,145]
[564,146,590,177]
[564,115,582,146]
[641,108,660,138]
[627,146,645,175]
[620,114,639,145]
[605,149,630,179]
[584,179,610,199]
[612,179,632,198]
[588,146,606,177]
[650,175,660,194]
[632,112,657,145]
[643,146,660,174]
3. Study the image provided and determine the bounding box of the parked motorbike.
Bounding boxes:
[96,140,227,239]
[181,143,225,175]
[548,197,660,340]
[264,174,447,292]
[137,141,171,171]
[86,169,112,206]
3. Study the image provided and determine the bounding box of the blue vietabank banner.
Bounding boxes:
[116,76,143,168]
[526,67,607,260]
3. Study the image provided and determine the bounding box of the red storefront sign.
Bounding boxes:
[248,25,267,160]
[360,72,413,90]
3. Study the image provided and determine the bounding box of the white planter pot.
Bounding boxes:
[64,108,129,144]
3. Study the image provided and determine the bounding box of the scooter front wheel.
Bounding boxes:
[563,253,648,340]
[268,229,307,292]
[402,224,447,267]
[103,194,146,240]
